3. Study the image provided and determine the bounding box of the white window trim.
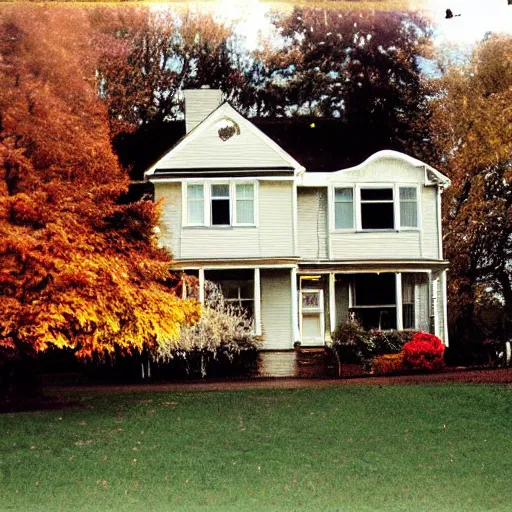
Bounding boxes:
[330,183,421,233]
[184,182,207,226]
[397,184,421,231]
[182,180,258,228]
[332,186,355,231]
[210,182,231,226]
[232,181,259,227]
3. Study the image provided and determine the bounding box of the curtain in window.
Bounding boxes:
[236,184,254,224]
[187,184,204,224]
[402,273,415,329]
[399,187,418,228]
[334,188,353,229]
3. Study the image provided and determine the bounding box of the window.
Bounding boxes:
[361,188,394,230]
[185,182,256,227]
[211,184,230,225]
[235,184,254,224]
[332,185,419,231]
[206,269,254,319]
[399,187,418,228]
[334,188,354,229]
[187,184,205,225]
[350,273,397,330]
[402,274,415,329]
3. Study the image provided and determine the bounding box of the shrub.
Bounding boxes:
[371,353,404,375]
[332,321,417,371]
[332,321,373,368]
[402,332,445,372]
[156,281,261,377]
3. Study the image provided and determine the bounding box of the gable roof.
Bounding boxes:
[145,102,305,178]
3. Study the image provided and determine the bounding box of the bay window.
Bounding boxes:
[333,184,419,231]
[185,182,256,227]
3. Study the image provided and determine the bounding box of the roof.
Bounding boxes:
[145,102,305,178]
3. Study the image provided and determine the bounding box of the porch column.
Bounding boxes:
[432,277,440,337]
[442,270,449,346]
[254,268,262,336]
[198,268,205,304]
[395,272,403,331]
[291,267,300,342]
[329,272,336,333]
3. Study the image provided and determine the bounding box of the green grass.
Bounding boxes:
[1,384,512,511]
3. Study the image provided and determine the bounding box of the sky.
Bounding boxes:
[206,0,512,51]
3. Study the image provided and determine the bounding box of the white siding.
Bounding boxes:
[259,182,295,258]
[297,188,328,260]
[422,186,439,259]
[330,158,425,184]
[158,108,295,170]
[260,269,293,349]
[331,231,421,259]
[154,183,181,257]
[155,181,294,259]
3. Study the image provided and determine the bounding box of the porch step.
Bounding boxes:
[296,347,338,378]
[257,351,297,378]
[255,348,339,378]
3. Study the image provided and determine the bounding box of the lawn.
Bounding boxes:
[1,384,511,511]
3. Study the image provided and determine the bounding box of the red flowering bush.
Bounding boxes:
[402,333,445,372]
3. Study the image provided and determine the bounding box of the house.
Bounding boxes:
[145,89,450,373]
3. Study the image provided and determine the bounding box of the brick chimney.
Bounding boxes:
[184,88,223,133]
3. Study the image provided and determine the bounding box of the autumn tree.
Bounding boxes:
[91,6,247,135]
[0,5,199,371]
[238,8,434,156]
[428,35,512,344]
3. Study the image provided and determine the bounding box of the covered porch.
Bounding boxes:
[296,262,449,347]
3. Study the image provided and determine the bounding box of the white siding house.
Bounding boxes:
[145,89,451,352]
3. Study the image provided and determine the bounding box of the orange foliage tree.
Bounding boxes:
[0,6,199,362]
[428,36,512,344]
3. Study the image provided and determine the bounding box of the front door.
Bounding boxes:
[300,290,325,346]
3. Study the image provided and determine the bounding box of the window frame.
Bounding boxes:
[331,183,421,232]
[183,180,258,228]
[349,273,397,330]
[185,182,207,226]
[398,185,420,231]
[358,185,396,232]
[210,182,231,226]
[233,182,258,227]
[333,187,355,231]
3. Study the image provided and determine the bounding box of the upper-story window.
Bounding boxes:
[185,182,256,227]
[211,184,230,225]
[399,187,418,228]
[334,185,419,231]
[361,188,394,229]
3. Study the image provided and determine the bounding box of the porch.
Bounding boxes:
[296,269,445,347]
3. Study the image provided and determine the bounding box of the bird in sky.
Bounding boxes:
[445,8,462,19]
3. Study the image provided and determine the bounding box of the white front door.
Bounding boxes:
[300,290,325,346]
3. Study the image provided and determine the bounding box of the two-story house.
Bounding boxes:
[145,89,450,366]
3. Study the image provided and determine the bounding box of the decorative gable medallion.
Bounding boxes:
[216,117,241,141]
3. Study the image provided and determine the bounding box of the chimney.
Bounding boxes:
[184,88,223,133]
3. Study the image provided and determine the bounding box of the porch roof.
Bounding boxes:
[298,259,449,272]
